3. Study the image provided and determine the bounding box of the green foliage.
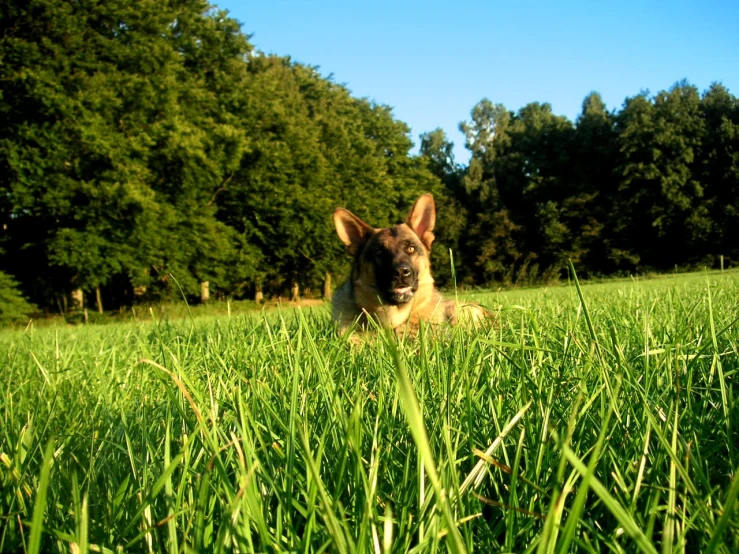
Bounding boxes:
[571,92,620,272]
[0,271,36,325]
[2,0,739,313]
[459,99,579,282]
[217,56,441,295]
[699,84,739,263]
[458,83,738,284]
[0,0,253,304]
[418,129,469,286]
[614,82,707,268]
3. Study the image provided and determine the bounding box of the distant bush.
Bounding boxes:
[0,271,37,326]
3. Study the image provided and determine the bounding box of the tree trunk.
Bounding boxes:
[134,268,149,298]
[71,288,84,310]
[255,283,263,304]
[95,286,103,314]
[323,272,332,300]
[291,281,299,302]
[200,281,210,303]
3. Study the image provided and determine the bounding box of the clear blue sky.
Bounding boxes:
[216,0,739,163]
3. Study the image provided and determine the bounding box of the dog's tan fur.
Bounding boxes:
[332,193,485,335]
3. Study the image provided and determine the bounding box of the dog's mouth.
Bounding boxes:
[390,285,416,304]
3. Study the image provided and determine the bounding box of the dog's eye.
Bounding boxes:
[406,245,416,254]
[374,249,384,258]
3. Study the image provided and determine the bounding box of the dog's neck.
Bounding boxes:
[352,279,437,330]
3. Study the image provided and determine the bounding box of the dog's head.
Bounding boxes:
[333,194,436,306]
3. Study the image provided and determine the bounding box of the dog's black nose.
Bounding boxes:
[395,263,412,279]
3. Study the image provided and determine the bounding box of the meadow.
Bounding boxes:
[1,270,738,553]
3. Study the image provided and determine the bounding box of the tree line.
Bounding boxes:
[1,0,738,320]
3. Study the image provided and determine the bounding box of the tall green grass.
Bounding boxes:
[1,271,737,552]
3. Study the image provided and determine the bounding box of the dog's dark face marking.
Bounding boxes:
[362,226,426,305]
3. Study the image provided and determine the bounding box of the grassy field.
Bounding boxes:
[1,271,738,553]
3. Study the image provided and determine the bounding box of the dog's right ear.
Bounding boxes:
[333,208,373,255]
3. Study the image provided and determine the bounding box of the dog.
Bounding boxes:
[331,193,486,335]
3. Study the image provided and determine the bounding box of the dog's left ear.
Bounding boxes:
[406,193,436,250]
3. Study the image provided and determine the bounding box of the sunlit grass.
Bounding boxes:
[1,270,738,552]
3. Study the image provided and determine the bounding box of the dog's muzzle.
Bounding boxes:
[390,263,416,304]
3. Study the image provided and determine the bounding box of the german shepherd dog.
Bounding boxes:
[332,193,485,335]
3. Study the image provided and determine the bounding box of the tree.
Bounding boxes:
[501,102,575,276]
[0,0,254,306]
[0,271,36,325]
[418,128,469,286]
[569,92,617,274]
[217,56,441,296]
[458,100,528,284]
[460,99,576,283]
[615,82,706,269]
[698,83,739,265]
[459,99,512,204]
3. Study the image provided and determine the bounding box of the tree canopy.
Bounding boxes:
[2,0,738,314]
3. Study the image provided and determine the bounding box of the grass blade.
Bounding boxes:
[386,330,468,554]
[704,469,739,554]
[28,439,54,554]
[562,445,658,554]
